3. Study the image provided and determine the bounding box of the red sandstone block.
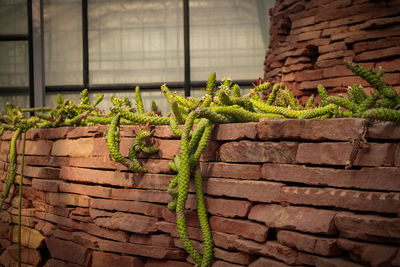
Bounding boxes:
[257,118,363,141]
[297,30,322,42]
[284,56,310,65]
[292,16,315,29]
[249,257,291,267]
[17,165,60,179]
[7,244,41,265]
[32,179,60,192]
[91,251,145,267]
[21,155,69,168]
[200,162,261,180]
[375,58,400,72]
[59,182,111,198]
[51,138,94,157]
[46,192,90,208]
[280,186,400,213]
[334,212,400,243]
[396,144,400,167]
[212,260,246,267]
[345,25,400,43]
[315,58,348,69]
[81,222,128,242]
[46,258,82,267]
[296,142,396,167]
[382,73,400,85]
[162,208,200,228]
[356,46,400,61]
[315,257,363,267]
[0,131,14,140]
[209,216,268,242]
[35,211,79,229]
[18,140,52,156]
[45,237,88,265]
[211,123,257,140]
[282,63,313,73]
[295,69,323,81]
[204,178,283,202]
[66,125,107,139]
[262,164,400,192]
[111,188,170,203]
[322,65,353,78]
[90,198,164,218]
[133,173,173,190]
[60,166,134,187]
[337,238,398,266]
[145,259,193,267]
[277,230,341,256]
[318,50,355,61]
[22,186,46,202]
[97,239,187,260]
[186,196,252,218]
[249,204,338,235]
[219,141,298,164]
[26,126,72,140]
[354,37,400,53]
[71,231,101,249]
[318,42,347,54]
[213,247,254,265]
[299,76,369,90]
[232,239,299,265]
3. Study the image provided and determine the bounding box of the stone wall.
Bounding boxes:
[265,0,400,100]
[0,120,400,266]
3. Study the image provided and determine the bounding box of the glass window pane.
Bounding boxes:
[190,0,273,81]
[0,41,29,87]
[0,0,28,35]
[0,93,29,114]
[43,0,83,85]
[88,0,184,84]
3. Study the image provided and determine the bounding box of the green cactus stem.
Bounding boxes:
[298,104,336,119]
[135,86,145,114]
[17,129,27,267]
[317,85,329,106]
[0,127,22,209]
[249,99,301,118]
[327,96,359,113]
[266,83,280,106]
[113,107,170,125]
[195,107,231,124]
[305,94,315,109]
[362,108,400,122]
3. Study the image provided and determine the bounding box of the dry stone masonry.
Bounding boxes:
[0,119,400,266]
[265,0,400,99]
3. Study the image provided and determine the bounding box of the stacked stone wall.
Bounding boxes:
[0,120,400,266]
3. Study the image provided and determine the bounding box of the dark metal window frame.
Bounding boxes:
[1,0,257,107]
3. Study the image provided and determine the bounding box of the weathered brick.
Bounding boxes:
[111,188,170,203]
[200,162,261,180]
[59,182,111,198]
[249,204,338,235]
[46,237,88,264]
[97,239,187,260]
[46,192,90,208]
[145,259,193,267]
[257,118,363,141]
[277,230,341,256]
[27,126,73,140]
[66,125,107,138]
[90,198,164,218]
[295,69,323,81]
[10,225,45,249]
[318,42,347,54]
[296,142,396,167]
[292,16,315,28]
[51,138,94,157]
[281,186,400,213]
[356,46,400,61]
[262,164,400,192]
[59,166,134,187]
[91,251,145,267]
[18,140,52,156]
[211,123,257,140]
[249,257,290,267]
[81,222,128,242]
[315,257,363,267]
[32,179,60,192]
[209,216,268,242]
[354,37,400,53]
[7,244,41,265]
[322,64,353,78]
[337,238,398,266]
[204,178,283,202]
[219,141,298,163]
[334,212,400,243]
[233,239,299,265]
